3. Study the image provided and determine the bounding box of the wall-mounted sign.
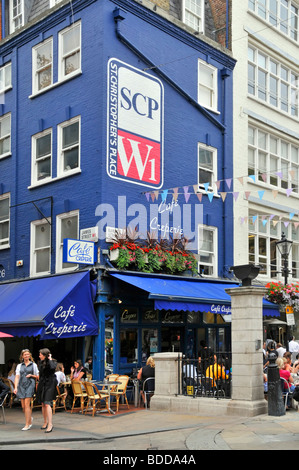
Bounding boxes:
[80,226,99,242]
[107,58,164,189]
[63,239,96,265]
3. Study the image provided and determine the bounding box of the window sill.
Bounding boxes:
[29,70,82,99]
[0,244,10,250]
[28,168,81,189]
[0,153,12,161]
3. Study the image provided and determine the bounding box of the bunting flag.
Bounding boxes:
[183,186,190,203]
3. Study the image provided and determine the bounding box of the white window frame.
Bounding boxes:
[182,0,204,33]
[0,113,11,160]
[248,0,298,43]
[57,116,80,177]
[49,0,64,7]
[0,193,10,249]
[30,219,51,277]
[32,38,53,94]
[0,63,12,95]
[197,143,218,192]
[56,211,79,272]
[248,212,299,281]
[248,45,299,118]
[31,128,52,185]
[197,225,218,277]
[198,59,218,112]
[9,0,24,33]
[58,21,81,82]
[248,124,299,195]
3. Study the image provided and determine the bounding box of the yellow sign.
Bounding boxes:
[286,306,294,314]
[187,386,194,396]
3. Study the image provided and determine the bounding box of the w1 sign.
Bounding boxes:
[107,58,164,189]
[63,239,96,265]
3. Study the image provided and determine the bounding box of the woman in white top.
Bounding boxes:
[55,363,66,385]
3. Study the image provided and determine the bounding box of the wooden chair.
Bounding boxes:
[53,385,67,414]
[71,381,88,413]
[110,375,130,412]
[83,382,110,417]
[105,374,120,392]
[1,378,14,408]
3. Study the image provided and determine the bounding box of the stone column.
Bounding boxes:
[150,352,182,411]
[225,286,267,416]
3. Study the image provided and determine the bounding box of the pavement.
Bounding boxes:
[2,403,299,451]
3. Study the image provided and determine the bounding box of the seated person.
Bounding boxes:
[206,355,229,389]
[70,360,87,382]
[0,379,10,404]
[137,356,155,407]
[183,359,197,386]
[277,357,295,409]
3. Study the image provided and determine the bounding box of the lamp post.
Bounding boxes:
[275,232,293,285]
[275,232,293,351]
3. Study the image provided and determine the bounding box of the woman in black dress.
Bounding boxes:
[36,348,57,433]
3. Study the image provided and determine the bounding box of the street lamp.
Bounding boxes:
[275,232,293,285]
[275,232,293,351]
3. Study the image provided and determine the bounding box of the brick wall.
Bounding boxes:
[147,0,170,12]
[208,0,231,49]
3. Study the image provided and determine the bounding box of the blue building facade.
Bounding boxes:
[0,0,237,379]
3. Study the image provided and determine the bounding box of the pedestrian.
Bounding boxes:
[36,348,57,433]
[137,356,155,407]
[288,336,299,363]
[13,349,39,431]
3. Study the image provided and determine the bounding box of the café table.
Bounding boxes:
[92,381,121,415]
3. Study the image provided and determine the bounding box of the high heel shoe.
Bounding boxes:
[41,424,47,430]
[45,426,53,433]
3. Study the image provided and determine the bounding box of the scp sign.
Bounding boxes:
[107,58,164,188]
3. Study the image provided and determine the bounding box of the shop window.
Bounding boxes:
[161,311,184,323]
[120,329,138,363]
[142,328,158,361]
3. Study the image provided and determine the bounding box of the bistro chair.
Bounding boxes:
[110,375,130,412]
[1,378,14,408]
[71,381,88,414]
[53,385,67,414]
[0,393,9,424]
[83,382,110,416]
[142,377,155,409]
[280,377,293,410]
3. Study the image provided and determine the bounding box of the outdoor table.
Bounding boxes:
[133,379,139,407]
[93,381,121,415]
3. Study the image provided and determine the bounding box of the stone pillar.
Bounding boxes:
[150,352,182,411]
[225,286,267,416]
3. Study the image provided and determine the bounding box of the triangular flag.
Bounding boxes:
[183,186,190,203]
[203,182,210,192]
[207,192,214,202]
[294,222,299,229]
[273,220,279,227]
[237,177,244,185]
[258,190,265,200]
[261,173,267,182]
[269,214,274,221]
[173,188,179,201]
[275,171,283,178]
[286,188,293,197]
[284,221,289,228]
[154,190,159,200]
[262,219,267,226]
[215,180,221,190]
[244,191,251,200]
[248,175,256,183]
[233,192,239,201]
[196,193,203,203]
[145,192,150,201]
[150,192,156,202]
[225,178,232,189]
[161,189,168,202]
[193,184,199,194]
[220,192,227,202]
[252,215,257,224]
[289,170,295,179]
[290,213,295,220]
[240,217,245,225]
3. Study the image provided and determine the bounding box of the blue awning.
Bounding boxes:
[0,271,99,338]
[109,272,279,317]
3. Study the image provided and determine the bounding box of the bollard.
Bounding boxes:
[267,351,285,416]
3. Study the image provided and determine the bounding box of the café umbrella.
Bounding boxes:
[0,331,13,338]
